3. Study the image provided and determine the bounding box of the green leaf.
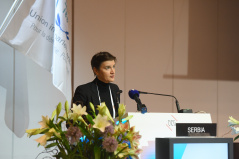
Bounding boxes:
[234,135,239,141]
[56,145,67,157]
[94,145,101,159]
[65,101,69,117]
[39,128,50,134]
[45,142,58,148]
[48,119,55,127]
[85,114,94,125]
[47,136,58,141]
[51,109,56,120]
[114,146,128,157]
[78,126,92,139]
[118,104,126,121]
[29,129,47,137]
[122,115,133,122]
[89,102,95,113]
[58,116,67,121]
[56,102,62,121]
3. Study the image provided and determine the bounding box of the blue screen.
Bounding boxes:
[173,143,228,159]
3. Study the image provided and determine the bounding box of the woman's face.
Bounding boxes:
[94,60,116,83]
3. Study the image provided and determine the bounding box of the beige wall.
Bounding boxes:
[73,0,239,137]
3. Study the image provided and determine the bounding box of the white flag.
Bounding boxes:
[0,0,72,101]
[52,0,71,101]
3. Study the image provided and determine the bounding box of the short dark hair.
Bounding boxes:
[91,52,117,70]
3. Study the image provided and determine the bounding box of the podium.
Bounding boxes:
[128,112,212,159]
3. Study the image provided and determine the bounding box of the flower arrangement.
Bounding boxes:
[26,101,142,159]
[228,116,239,141]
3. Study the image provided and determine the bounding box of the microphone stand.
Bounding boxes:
[133,94,147,114]
[139,91,192,113]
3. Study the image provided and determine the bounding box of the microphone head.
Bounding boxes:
[128,89,139,99]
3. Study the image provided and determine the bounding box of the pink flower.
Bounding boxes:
[65,125,82,144]
[103,125,114,136]
[102,136,118,152]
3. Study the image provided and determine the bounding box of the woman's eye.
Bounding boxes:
[105,65,115,70]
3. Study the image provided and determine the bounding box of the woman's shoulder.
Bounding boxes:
[75,80,95,91]
[109,82,119,90]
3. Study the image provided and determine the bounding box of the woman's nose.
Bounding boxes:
[111,68,115,74]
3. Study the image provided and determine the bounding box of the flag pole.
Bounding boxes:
[71,0,74,106]
[0,0,22,34]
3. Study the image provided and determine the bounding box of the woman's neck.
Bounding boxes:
[96,77,109,86]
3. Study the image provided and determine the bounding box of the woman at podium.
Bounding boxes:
[73,52,121,118]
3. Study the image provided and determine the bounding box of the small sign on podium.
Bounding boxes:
[176,123,217,136]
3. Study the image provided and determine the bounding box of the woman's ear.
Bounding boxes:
[93,67,98,76]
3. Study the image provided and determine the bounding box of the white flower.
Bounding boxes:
[231,127,239,135]
[71,103,88,116]
[38,115,49,129]
[93,114,111,132]
[97,102,114,123]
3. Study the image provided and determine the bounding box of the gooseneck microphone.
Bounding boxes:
[129,89,192,113]
[128,89,147,114]
[138,90,181,113]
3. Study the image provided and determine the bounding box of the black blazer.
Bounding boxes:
[73,78,120,117]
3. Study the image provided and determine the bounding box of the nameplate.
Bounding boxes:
[176,123,217,136]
